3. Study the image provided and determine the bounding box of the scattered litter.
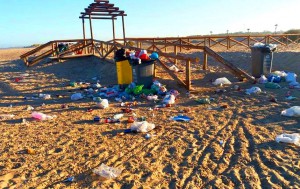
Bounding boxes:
[275,133,300,146]
[31,112,55,121]
[265,82,281,89]
[96,99,109,109]
[163,94,175,105]
[212,77,232,86]
[39,93,51,99]
[26,105,34,111]
[27,148,36,155]
[145,133,151,139]
[93,163,122,179]
[130,121,155,133]
[113,114,124,120]
[285,72,297,83]
[71,93,84,101]
[147,95,158,101]
[94,116,101,122]
[258,75,268,84]
[245,87,262,95]
[196,98,211,104]
[172,115,192,122]
[63,176,75,182]
[281,106,300,117]
[286,96,297,100]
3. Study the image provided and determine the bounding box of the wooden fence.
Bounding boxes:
[122,34,300,50]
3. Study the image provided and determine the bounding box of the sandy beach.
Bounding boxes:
[0,45,299,188]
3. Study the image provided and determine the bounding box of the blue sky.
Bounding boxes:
[0,0,299,48]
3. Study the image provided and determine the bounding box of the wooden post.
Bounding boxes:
[179,39,182,52]
[208,37,211,47]
[152,39,155,51]
[82,17,87,54]
[51,42,55,56]
[101,42,104,58]
[187,38,190,50]
[55,42,58,59]
[174,45,177,65]
[186,59,191,90]
[203,51,208,70]
[247,36,250,47]
[153,61,156,78]
[227,36,229,50]
[164,39,167,52]
[89,14,94,54]
[122,15,126,45]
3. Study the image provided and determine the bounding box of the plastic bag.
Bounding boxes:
[265,82,281,89]
[130,121,155,133]
[245,87,262,95]
[96,99,109,109]
[212,77,232,86]
[163,94,175,105]
[71,93,84,101]
[286,72,297,83]
[32,112,55,121]
[93,163,122,179]
[281,106,300,117]
[275,133,300,146]
[258,75,268,84]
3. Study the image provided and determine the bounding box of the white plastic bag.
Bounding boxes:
[96,99,109,109]
[212,77,232,86]
[275,133,300,146]
[93,163,122,179]
[285,72,297,83]
[163,94,175,105]
[245,87,262,95]
[258,75,268,84]
[71,93,84,101]
[130,121,155,133]
[281,106,300,117]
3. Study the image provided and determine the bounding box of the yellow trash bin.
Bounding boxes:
[116,59,132,85]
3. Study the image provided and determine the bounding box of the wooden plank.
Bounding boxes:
[28,49,53,67]
[156,59,187,88]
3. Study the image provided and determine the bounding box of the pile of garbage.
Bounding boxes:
[115,48,159,65]
[257,71,299,89]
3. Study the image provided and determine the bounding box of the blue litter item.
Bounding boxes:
[124,129,132,133]
[64,176,74,182]
[172,115,192,122]
[267,74,281,83]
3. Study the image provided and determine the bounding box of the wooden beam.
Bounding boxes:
[80,17,117,20]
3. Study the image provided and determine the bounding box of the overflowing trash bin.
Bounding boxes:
[131,59,155,88]
[250,43,277,78]
[115,48,157,88]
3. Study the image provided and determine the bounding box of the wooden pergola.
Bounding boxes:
[79,0,127,44]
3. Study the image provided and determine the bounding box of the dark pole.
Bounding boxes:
[122,15,126,45]
[112,17,116,43]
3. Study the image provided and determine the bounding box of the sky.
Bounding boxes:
[0,0,299,48]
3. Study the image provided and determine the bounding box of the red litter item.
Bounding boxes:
[122,108,132,113]
[87,108,93,112]
[139,54,149,61]
[127,116,135,123]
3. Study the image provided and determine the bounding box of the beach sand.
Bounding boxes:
[0,45,299,188]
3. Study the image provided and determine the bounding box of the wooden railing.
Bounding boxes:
[20,37,258,90]
[20,39,94,66]
[121,34,300,50]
